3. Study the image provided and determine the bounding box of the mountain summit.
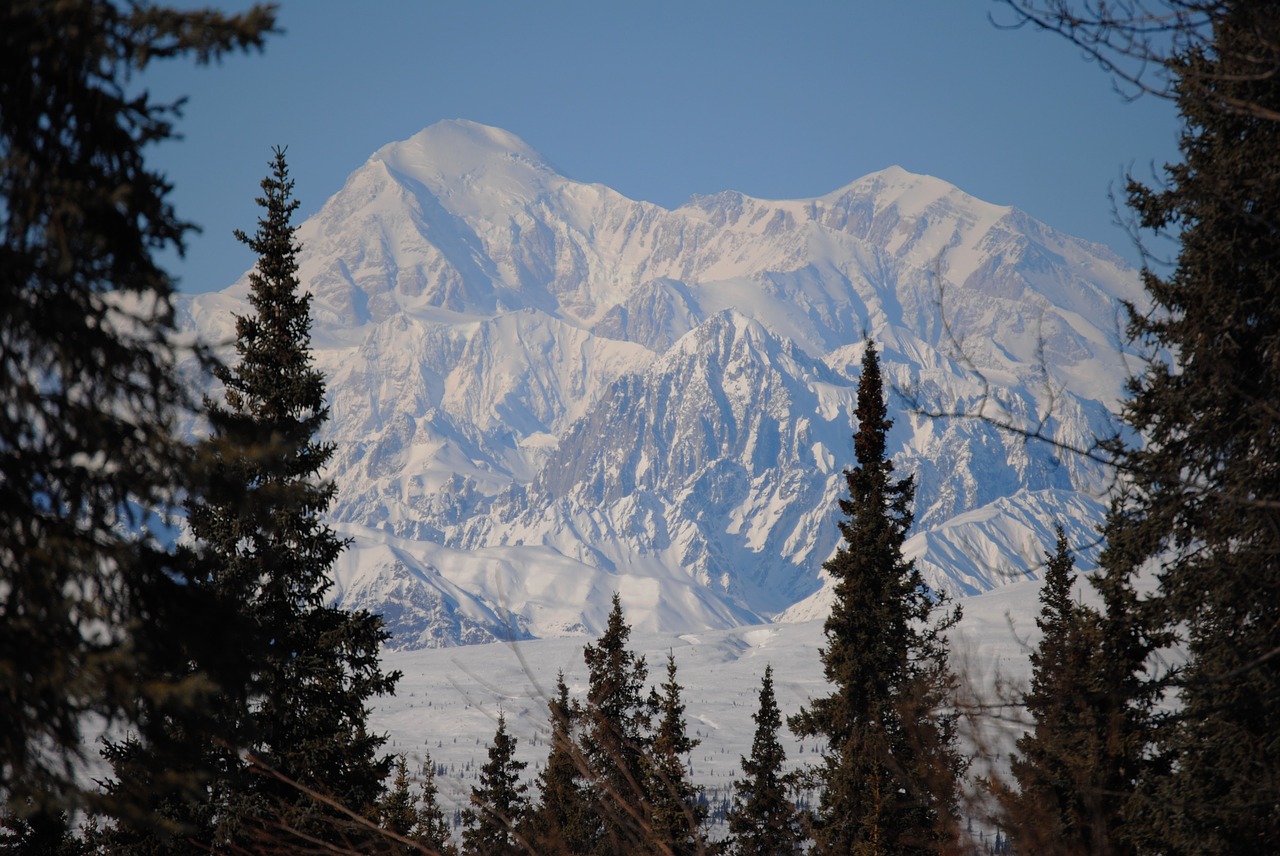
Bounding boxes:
[183,120,1140,647]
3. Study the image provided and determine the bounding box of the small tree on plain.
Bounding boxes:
[644,652,706,856]
[462,714,529,856]
[727,665,803,856]
[579,594,654,853]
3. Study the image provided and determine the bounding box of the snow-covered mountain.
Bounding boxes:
[181,119,1140,648]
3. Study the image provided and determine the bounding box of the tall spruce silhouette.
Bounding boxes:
[188,148,398,849]
[580,594,653,853]
[1111,6,1280,850]
[789,340,962,855]
[524,673,593,855]
[644,652,706,856]
[999,526,1131,855]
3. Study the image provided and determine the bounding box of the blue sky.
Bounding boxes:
[148,0,1180,294]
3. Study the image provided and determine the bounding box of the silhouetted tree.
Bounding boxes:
[524,673,592,855]
[644,653,706,856]
[188,149,399,850]
[462,714,529,856]
[580,594,653,853]
[726,666,803,856]
[789,341,963,855]
[0,0,273,820]
[0,801,84,855]
[1113,6,1280,851]
[998,526,1139,855]
[413,752,457,856]
[382,755,419,845]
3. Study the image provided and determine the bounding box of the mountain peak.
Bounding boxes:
[837,165,1014,222]
[370,119,556,188]
[185,120,1140,647]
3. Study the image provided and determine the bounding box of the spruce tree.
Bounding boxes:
[462,714,529,856]
[379,752,454,856]
[414,753,457,856]
[726,666,803,856]
[1086,4,1280,852]
[186,148,399,849]
[578,594,659,852]
[788,340,962,855]
[1000,526,1136,856]
[524,673,592,855]
[0,801,83,856]
[0,0,273,818]
[644,653,706,856]
[382,755,419,845]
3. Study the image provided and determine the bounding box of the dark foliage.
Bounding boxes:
[1107,4,1280,852]
[0,0,273,818]
[523,673,592,856]
[379,753,455,855]
[412,753,457,856]
[183,149,399,850]
[999,527,1140,856]
[726,666,803,856]
[788,341,963,855]
[462,715,529,856]
[579,594,654,853]
[644,653,706,856]
[0,801,84,855]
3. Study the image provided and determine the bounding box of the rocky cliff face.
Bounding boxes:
[181,120,1138,648]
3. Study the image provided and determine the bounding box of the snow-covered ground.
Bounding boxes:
[371,577,1046,831]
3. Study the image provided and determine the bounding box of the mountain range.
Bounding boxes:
[180,119,1141,648]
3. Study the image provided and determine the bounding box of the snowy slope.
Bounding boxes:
[371,577,1049,837]
[181,119,1139,648]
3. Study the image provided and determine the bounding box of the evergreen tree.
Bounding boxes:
[379,753,455,856]
[186,148,399,849]
[644,653,706,856]
[0,801,83,856]
[999,526,1138,856]
[462,714,529,856]
[413,753,457,856]
[382,755,419,845]
[788,340,963,856]
[580,594,653,853]
[0,0,273,818]
[524,673,592,856]
[1061,4,1280,852]
[727,666,802,856]
[997,3,1280,852]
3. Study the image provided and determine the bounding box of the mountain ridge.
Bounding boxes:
[182,119,1138,648]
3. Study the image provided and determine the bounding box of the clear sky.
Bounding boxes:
[146,0,1181,294]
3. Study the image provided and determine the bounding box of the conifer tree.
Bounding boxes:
[788,340,962,855]
[644,653,706,856]
[462,714,529,856]
[999,527,1130,856]
[727,666,803,856]
[0,802,83,855]
[414,753,457,856]
[382,755,419,845]
[996,4,1280,852]
[379,753,455,856]
[1102,5,1280,852]
[579,594,654,852]
[0,0,273,818]
[524,673,592,855]
[186,148,399,849]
